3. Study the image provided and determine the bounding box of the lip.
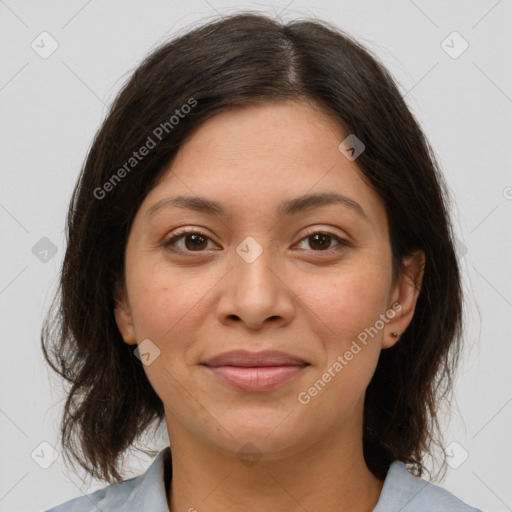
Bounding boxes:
[202,349,308,367]
[201,350,309,392]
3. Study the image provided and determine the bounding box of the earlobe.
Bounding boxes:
[113,284,137,346]
[383,249,425,349]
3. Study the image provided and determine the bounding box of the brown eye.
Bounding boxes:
[183,233,208,251]
[308,233,332,250]
[163,230,214,252]
[296,231,348,252]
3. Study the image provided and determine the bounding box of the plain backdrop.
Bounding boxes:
[1,1,511,511]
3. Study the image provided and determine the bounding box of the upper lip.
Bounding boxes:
[202,350,309,368]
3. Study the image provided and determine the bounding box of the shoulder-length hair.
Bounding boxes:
[42,12,462,483]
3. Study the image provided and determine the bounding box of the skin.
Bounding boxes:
[114,99,424,512]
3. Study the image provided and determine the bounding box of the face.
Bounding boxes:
[114,99,423,461]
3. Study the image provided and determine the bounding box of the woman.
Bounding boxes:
[42,12,481,512]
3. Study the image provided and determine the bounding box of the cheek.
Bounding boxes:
[127,260,204,338]
[294,267,390,415]
[293,255,392,401]
[126,261,224,387]
[303,260,391,343]
[125,265,204,401]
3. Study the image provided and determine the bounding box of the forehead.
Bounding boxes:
[137,100,387,232]
[174,99,346,169]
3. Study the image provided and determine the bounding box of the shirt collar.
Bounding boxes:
[372,460,431,511]
[122,446,171,511]
[119,450,428,512]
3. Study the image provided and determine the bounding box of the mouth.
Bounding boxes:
[201,350,310,392]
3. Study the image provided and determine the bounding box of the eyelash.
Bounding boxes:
[162,227,350,255]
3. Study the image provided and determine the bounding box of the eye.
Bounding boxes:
[163,229,217,252]
[163,228,349,254]
[295,231,349,252]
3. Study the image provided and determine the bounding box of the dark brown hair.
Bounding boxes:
[42,12,462,483]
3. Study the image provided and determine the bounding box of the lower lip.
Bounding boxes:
[204,365,307,392]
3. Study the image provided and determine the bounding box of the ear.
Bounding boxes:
[113,281,137,346]
[382,249,425,349]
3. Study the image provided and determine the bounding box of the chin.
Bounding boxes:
[210,411,306,454]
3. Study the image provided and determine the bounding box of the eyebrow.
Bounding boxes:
[146,192,368,220]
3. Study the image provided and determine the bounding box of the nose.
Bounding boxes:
[216,244,296,330]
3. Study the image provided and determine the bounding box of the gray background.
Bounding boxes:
[1,1,511,511]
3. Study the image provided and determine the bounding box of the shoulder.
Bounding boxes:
[374,461,482,512]
[43,447,171,512]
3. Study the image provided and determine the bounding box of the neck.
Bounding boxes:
[165,405,384,512]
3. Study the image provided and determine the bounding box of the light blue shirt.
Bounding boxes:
[44,447,481,511]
